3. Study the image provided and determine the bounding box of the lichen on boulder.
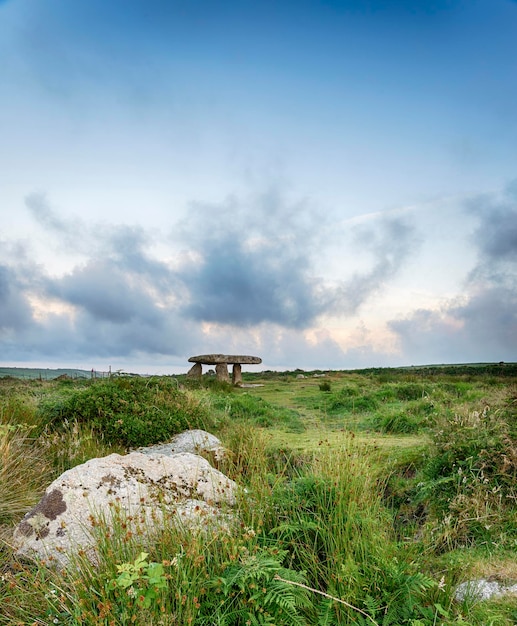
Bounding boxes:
[13,450,238,568]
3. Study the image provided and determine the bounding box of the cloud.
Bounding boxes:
[3,198,194,360]
[330,215,419,316]
[176,190,418,328]
[0,264,33,333]
[0,239,43,334]
[390,181,517,363]
[467,180,517,277]
[174,190,326,327]
[390,285,517,363]
[2,189,419,366]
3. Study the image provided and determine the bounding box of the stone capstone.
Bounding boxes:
[13,451,238,568]
[188,354,262,365]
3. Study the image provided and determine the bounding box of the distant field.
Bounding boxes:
[0,367,96,379]
[2,362,516,380]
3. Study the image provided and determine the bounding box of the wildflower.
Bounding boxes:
[243,527,256,539]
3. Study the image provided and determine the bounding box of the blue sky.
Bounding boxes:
[1,0,516,373]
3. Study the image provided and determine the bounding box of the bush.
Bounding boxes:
[372,399,435,434]
[327,391,379,413]
[38,377,213,448]
[266,443,438,625]
[392,382,428,401]
[373,412,422,434]
[214,393,304,431]
[418,401,517,549]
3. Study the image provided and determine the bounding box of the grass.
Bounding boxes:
[0,366,516,624]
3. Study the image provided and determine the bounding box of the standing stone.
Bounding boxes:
[232,363,243,385]
[187,362,203,377]
[215,363,229,382]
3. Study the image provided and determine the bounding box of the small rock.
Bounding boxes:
[455,579,517,602]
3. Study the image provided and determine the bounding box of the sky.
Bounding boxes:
[1,0,516,374]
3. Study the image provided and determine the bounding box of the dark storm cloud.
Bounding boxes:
[0,239,41,334]
[48,261,155,324]
[41,252,191,357]
[26,193,183,292]
[2,197,193,360]
[390,182,517,363]
[467,180,517,272]
[177,192,418,327]
[179,230,321,328]
[0,263,33,332]
[176,191,326,327]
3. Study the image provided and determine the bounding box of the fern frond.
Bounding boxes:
[317,598,338,626]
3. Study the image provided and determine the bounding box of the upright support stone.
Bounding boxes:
[232,363,242,385]
[187,362,202,378]
[215,363,229,382]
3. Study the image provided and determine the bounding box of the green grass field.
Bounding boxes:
[1,365,516,624]
[0,367,93,380]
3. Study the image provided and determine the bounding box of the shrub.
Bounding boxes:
[214,393,304,431]
[41,419,123,474]
[204,548,311,625]
[373,412,423,434]
[372,399,435,434]
[327,392,379,413]
[418,401,517,549]
[38,377,214,448]
[392,382,428,401]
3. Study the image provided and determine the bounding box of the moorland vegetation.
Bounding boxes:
[0,364,516,625]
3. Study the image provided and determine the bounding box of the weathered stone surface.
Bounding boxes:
[455,579,517,602]
[215,363,230,382]
[14,452,238,568]
[232,363,242,385]
[188,354,262,365]
[187,362,202,377]
[137,429,225,460]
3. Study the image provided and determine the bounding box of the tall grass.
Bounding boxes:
[0,396,50,527]
[419,400,517,551]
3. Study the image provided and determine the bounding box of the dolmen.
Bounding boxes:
[187,354,262,385]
